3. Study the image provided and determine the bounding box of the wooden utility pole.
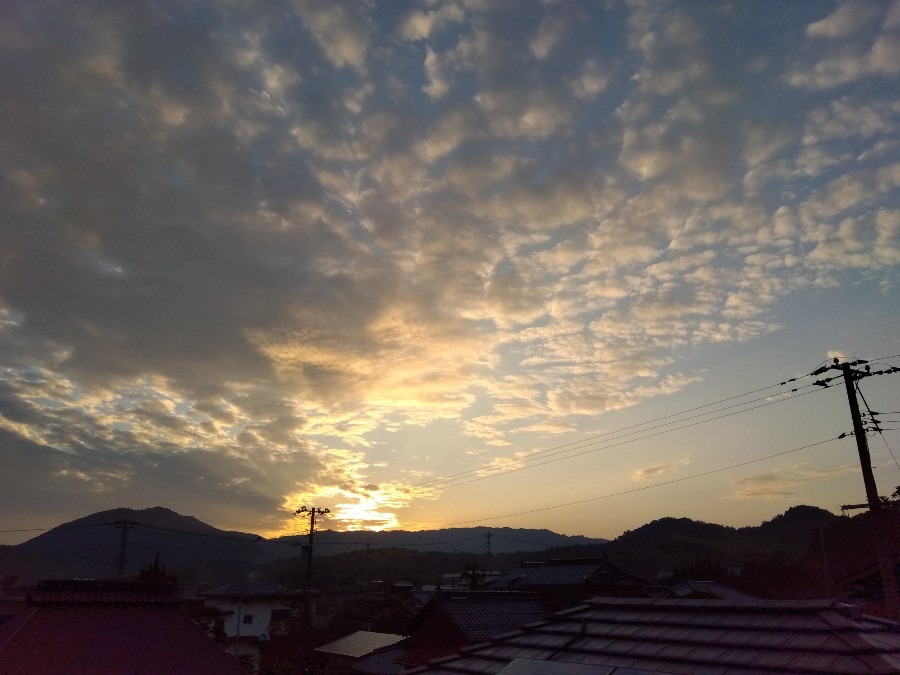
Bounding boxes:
[113,519,135,580]
[294,506,329,629]
[839,362,881,511]
[815,358,900,614]
[296,506,330,587]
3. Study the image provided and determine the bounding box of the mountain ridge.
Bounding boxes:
[0,504,840,585]
[0,507,608,582]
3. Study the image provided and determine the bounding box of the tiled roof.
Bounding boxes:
[28,579,179,606]
[316,630,406,658]
[409,596,900,674]
[198,580,310,600]
[0,603,245,674]
[353,644,410,674]
[498,658,674,674]
[439,594,555,642]
[355,592,557,672]
[493,557,645,590]
[663,581,756,601]
[501,563,602,586]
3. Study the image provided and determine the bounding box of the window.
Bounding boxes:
[242,614,253,624]
[270,608,291,622]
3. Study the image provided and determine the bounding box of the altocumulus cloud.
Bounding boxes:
[0,0,899,534]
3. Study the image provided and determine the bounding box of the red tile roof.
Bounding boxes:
[0,580,244,674]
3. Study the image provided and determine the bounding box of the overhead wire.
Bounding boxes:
[420,356,900,492]
[415,378,816,490]
[855,379,900,474]
[134,522,263,542]
[312,533,486,549]
[5,357,897,540]
[428,386,828,491]
[0,521,117,535]
[446,436,842,526]
[173,538,265,567]
[438,356,900,526]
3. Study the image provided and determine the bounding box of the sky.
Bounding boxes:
[2,0,900,546]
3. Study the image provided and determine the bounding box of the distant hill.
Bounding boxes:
[0,508,606,583]
[599,506,839,578]
[751,504,838,545]
[0,505,845,588]
[279,526,607,556]
[0,507,261,582]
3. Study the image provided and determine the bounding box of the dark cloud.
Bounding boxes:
[0,1,898,538]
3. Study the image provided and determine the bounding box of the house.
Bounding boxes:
[441,571,504,590]
[408,596,900,674]
[643,580,756,601]
[490,556,647,600]
[0,579,245,674]
[353,590,556,673]
[198,580,309,638]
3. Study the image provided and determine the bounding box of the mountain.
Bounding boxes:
[275,526,607,556]
[0,505,844,588]
[751,505,838,545]
[0,507,261,582]
[0,508,606,583]
[592,506,839,578]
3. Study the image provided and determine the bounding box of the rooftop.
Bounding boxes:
[492,556,645,591]
[28,579,179,606]
[316,630,406,658]
[409,596,900,674]
[0,581,245,674]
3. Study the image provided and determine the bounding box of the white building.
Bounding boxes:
[198,581,307,639]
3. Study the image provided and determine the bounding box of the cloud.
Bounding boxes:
[1,1,899,535]
[788,2,900,90]
[806,1,882,40]
[295,0,371,73]
[399,3,465,42]
[727,464,859,500]
[531,15,566,60]
[631,459,691,482]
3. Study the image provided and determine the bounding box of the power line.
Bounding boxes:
[0,521,115,535]
[134,522,262,542]
[173,538,265,567]
[312,534,485,548]
[429,387,828,491]
[854,368,900,475]
[420,357,899,493]
[416,379,815,490]
[817,357,900,616]
[446,436,841,526]
[0,520,262,541]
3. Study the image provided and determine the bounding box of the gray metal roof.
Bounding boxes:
[316,630,406,658]
[409,597,900,674]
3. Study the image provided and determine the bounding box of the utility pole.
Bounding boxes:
[294,506,329,630]
[296,506,330,587]
[814,357,900,614]
[364,536,371,593]
[113,519,135,580]
[839,361,881,511]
